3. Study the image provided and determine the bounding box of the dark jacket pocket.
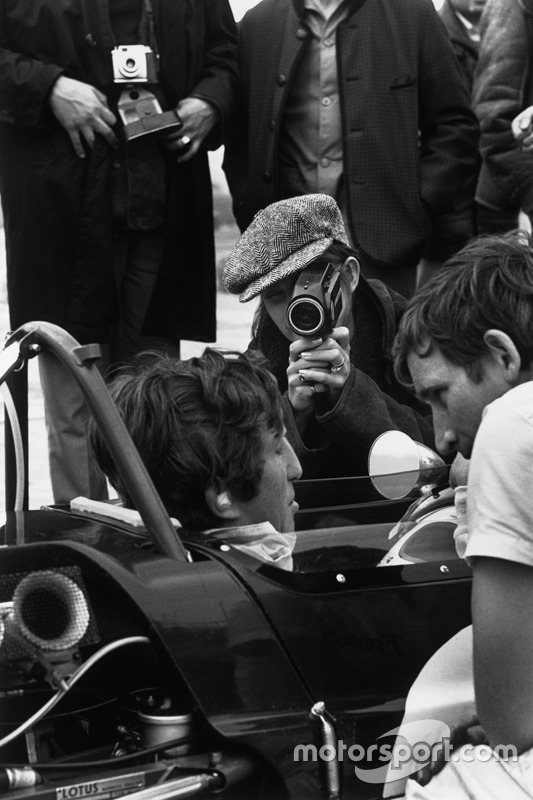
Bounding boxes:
[390,75,416,90]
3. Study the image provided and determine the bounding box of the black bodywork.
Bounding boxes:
[0,323,472,800]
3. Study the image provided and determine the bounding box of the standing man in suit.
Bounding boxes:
[223,0,479,298]
[0,0,238,503]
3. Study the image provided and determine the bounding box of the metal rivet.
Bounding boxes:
[440,565,449,574]
[336,573,346,583]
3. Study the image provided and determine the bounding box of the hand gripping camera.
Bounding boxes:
[287,262,344,337]
[112,45,182,142]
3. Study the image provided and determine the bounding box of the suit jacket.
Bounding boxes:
[224,0,479,270]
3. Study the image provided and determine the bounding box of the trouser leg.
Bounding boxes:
[40,228,179,504]
[110,228,180,366]
[416,206,476,291]
[476,204,520,235]
[39,351,108,504]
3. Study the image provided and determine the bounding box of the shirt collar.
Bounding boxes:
[454,10,480,41]
[202,522,296,570]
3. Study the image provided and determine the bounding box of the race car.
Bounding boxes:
[0,322,471,800]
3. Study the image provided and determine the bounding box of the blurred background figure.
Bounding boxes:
[224,0,479,298]
[473,0,532,234]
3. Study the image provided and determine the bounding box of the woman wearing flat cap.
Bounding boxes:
[223,194,435,478]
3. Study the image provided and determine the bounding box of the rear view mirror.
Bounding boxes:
[368,431,448,499]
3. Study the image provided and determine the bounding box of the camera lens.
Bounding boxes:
[121,57,140,77]
[287,298,325,336]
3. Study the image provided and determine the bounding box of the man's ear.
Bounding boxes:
[483,329,523,382]
[204,485,240,522]
[341,257,360,292]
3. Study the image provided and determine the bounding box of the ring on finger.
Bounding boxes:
[179,135,191,147]
[330,356,345,374]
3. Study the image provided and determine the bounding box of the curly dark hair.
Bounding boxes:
[393,231,533,389]
[90,348,284,530]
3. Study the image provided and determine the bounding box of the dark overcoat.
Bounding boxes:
[224,0,479,271]
[473,0,533,217]
[0,0,238,344]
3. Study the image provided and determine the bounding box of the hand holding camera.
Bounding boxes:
[285,260,351,411]
[112,45,182,143]
[50,76,118,158]
[287,326,351,416]
[165,97,221,163]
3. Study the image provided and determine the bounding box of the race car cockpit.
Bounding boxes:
[0,323,472,800]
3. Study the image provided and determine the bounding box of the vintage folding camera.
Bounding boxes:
[287,261,344,337]
[112,45,182,142]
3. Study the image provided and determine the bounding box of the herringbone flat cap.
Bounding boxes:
[223,194,350,302]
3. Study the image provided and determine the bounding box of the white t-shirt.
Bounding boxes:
[405,383,533,799]
[465,381,533,566]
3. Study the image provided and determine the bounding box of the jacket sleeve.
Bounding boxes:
[416,0,480,217]
[222,98,249,229]
[188,0,239,146]
[0,4,62,128]
[283,367,435,479]
[472,0,533,213]
[221,16,253,229]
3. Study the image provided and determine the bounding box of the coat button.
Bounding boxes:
[276,74,287,87]
[262,171,273,184]
[268,119,276,131]
[296,27,307,39]
[85,33,97,47]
